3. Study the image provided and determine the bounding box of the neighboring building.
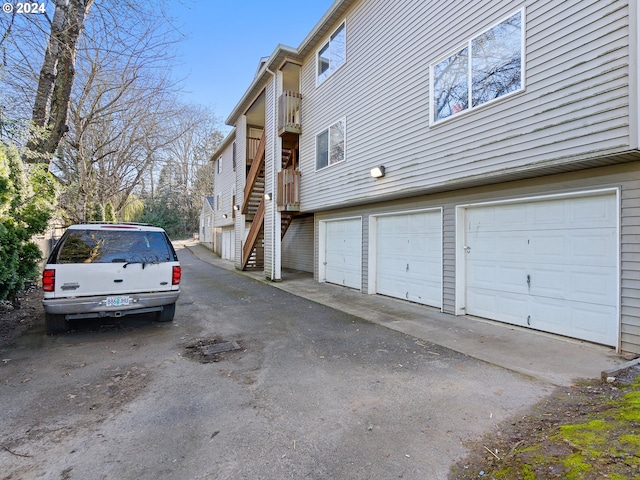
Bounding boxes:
[212,0,640,354]
[199,196,215,250]
[210,129,237,260]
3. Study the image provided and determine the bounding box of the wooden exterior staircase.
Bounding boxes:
[242,197,265,270]
[241,92,303,271]
[241,130,266,270]
[242,131,266,220]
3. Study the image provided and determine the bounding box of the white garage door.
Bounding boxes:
[464,193,618,346]
[376,211,442,307]
[324,218,362,289]
[222,228,235,261]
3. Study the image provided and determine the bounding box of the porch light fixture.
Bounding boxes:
[223,214,228,219]
[233,204,240,211]
[264,193,272,200]
[370,165,385,178]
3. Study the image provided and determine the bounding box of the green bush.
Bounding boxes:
[0,143,55,302]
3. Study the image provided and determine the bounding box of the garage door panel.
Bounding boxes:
[572,230,617,263]
[325,219,362,290]
[408,281,441,304]
[376,211,442,308]
[531,202,567,227]
[468,262,527,294]
[471,232,528,261]
[467,290,528,321]
[467,289,527,320]
[465,193,618,346]
[531,300,616,345]
[531,266,616,304]
[572,306,617,344]
[569,195,616,225]
[529,229,614,264]
[572,268,617,301]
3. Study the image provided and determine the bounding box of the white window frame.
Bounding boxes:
[216,193,221,211]
[430,9,525,125]
[315,117,346,171]
[316,21,346,86]
[217,157,222,174]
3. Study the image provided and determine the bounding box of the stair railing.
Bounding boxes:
[242,130,266,215]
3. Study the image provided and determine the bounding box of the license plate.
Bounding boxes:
[106,296,130,307]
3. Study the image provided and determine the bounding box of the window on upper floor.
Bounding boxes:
[317,22,346,85]
[216,193,221,211]
[316,118,345,170]
[217,157,222,174]
[431,10,523,124]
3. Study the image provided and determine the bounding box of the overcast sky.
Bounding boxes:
[168,0,335,129]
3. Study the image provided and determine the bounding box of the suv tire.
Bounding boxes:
[45,313,69,335]
[156,303,176,323]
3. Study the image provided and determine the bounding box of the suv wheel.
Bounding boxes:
[45,313,69,334]
[156,303,176,323]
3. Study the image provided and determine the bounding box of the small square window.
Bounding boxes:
[316,119,345,170]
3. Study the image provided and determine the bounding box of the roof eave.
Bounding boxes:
[225,44,300,126]
[209,127,237,162]
[224,0,356,127]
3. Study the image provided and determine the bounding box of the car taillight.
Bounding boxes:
[42,269,55,292]
[172,266,181,285]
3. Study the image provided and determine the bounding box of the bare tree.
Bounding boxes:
[1,0,221,232]
[55,46,181,221]
[49,0,188,222]
[141,105,222,236]
[27,0,94,164]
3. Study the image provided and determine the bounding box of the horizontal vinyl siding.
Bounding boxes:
[621,182,640,352]
[234,119,247,270]
[298,0,633,212]
[442,206,456,314]
[264,80,276,278]
[361,214,369,292]
[213,138,236,228]
[282,216,314,273]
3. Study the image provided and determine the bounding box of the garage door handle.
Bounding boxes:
[114,279,123,283]
[527,274,531,289]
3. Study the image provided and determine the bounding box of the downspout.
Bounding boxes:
[265,67,277,281]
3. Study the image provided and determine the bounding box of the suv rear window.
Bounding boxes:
[50,230,177,264]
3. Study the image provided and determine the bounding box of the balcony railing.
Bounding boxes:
[277,169,301,212]
[278,91,302,136]
[246,136,261,164]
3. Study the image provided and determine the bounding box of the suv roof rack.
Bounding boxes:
[83,221,152,226]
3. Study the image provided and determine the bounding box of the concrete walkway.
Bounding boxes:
[183,241,627,386]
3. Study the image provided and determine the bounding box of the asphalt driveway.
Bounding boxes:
[2,244,557,479]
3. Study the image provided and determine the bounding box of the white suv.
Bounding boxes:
[42,224,181,334]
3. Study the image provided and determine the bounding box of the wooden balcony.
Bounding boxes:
[277,169,300,212]
[278,91,302,136]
